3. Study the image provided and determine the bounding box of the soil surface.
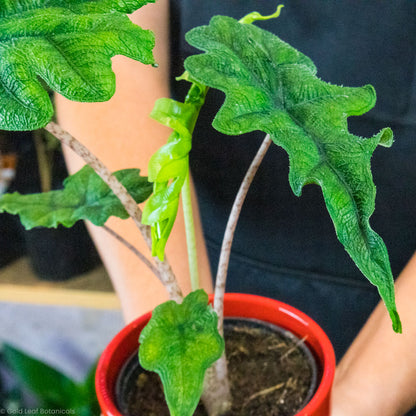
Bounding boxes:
[121,320,316,416]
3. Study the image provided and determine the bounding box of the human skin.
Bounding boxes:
[331,252,416,416]
[55,0,213,322]
[56,2,416,414]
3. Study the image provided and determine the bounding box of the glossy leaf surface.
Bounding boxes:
[142,79,207,260]
[139,290,224,416]
[0,0,155,130]
[185,16,401,332]
[0,166,152,229]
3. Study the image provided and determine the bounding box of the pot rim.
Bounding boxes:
[96,293,336,416]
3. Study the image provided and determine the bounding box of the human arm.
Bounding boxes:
[331,251,416,416]
[55,0,213,322]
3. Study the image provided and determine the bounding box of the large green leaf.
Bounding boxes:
[139,290,224,416]
[0,0,155,131]
[0,165,152,229]
[185,16,401,332]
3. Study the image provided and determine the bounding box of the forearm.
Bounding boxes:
[55,0,213,322]
[332,252,416,416]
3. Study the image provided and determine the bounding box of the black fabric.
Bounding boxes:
[169,0,416,370]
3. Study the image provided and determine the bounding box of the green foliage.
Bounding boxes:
[139,290,224,416]
[0,0,155,131]
[239,4,284,24]
[77,359,101,416]
[0,165,152,229]
[142,77,208,260]
[185,16,401,332]
[1,344,99,415]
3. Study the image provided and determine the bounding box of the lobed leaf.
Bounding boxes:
[0,0,155,131]
[0,165,152,229]
[185,16,401,332]
[139,290,224,416]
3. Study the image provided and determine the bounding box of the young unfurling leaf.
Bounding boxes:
[139,290,224,416]
[0,0,155,131]
[185,16,401,332]
[142,80,208,260]
[0,166,152,229]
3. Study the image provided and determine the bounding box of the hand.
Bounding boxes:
[331,252,416,416]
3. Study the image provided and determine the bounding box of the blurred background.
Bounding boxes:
[0,130,123,414]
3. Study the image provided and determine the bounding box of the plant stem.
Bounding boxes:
[44,121,183,303]
[181,170,199,290]
[33,129,52,192]
[202,360,232,416]
[214,134,272,334]
[102,224,161,279]
[202,134,272,416]
[178,78,208,287]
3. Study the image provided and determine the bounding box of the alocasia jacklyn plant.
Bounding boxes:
[0,1,402,415]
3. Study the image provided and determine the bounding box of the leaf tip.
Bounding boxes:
[390,309,402,334]
[239,4,285,24]
[378,127,394,148]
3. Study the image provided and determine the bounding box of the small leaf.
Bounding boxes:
[0,0,155,130]
[0,165,152,229]
[142,80,208,260]
[185,16,401,331]
[139,290,224,416]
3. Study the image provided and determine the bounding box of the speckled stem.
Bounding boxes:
[202,134,272,416]
[102,224,160,278]
[44,121,183,303]
[202,353,232,416]
[214,134,272,334]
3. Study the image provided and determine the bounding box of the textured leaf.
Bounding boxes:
[139,290,224,416]
[0,0,155,130]
[142,77,208,260]
[185,16,401,332]
[0,165,152,229]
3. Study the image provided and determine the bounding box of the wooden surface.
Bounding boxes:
[0,257,120,309]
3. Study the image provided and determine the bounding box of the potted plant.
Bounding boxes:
[0,1,401,415]
[96,292,335,415]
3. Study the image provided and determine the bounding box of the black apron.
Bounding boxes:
[169,0,416,369]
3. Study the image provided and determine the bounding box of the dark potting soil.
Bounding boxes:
[122,320,316,416]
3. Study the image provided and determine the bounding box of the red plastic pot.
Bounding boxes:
[96,293,335,416]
